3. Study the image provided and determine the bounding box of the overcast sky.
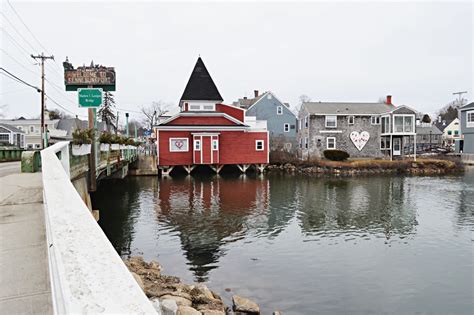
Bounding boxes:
[1,1,472,122]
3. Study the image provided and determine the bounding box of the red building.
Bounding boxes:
[154,58,268,175]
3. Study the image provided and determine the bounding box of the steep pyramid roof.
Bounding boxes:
[180,57,223,102]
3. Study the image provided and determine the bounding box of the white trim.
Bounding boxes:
[191,132,220,136]
[212,139,219,151]
[157,126,248,131]
[194,139,201,151]
[255,139,264,151]
[284,123,290,132]
[319,130,342,133]
[370,116,381,125]
[466,110,474,128]
[326,137,336,149]
[325,115,337,128]
[157,112,246,127]
[392,114,415,134]
[169,137,189,152]
[277,106,283,115]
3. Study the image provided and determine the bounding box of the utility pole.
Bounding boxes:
[453,91,468,106]
[31,53,54,149]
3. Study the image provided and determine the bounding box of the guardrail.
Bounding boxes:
[40,141,157,314]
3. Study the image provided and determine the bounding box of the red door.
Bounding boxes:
[202,136,212,164]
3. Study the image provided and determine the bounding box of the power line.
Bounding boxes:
[1,48,39,76]
[1,27,36,62]
[0,67,41,92]
[0,12,38,52]
[45,93,87,118]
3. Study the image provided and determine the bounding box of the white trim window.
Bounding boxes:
[284,123,290,132]
[304,137,308,149]
[256,140,264,151]
[326,137,336,149]
[299,138,302,149]
[371,116,381,125]
[169,138,189,152]
[305,116,309,128]
[381,116,390,133]
[194,139,201,151]
[467,110,474,128]
[277,106,283,115]
[29,126,35,133]
[393,115,414,133]
[325,115,337,128]
[348,115,355,125]
[212,139,219,151]
[299,119,302,130]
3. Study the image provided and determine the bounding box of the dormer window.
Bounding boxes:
[187,102,216,111]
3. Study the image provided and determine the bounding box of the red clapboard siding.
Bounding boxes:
[157,130,268,166]
[166,116,239,126]
[216,104,244,122]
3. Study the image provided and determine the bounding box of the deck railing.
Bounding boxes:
[40,141,157,314]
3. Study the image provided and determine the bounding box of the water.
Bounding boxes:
[93,171,474,314]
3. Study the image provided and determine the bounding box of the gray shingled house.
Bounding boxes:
[297,96,417,160]
[415,124,442,151]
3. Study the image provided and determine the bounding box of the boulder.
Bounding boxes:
[161,299,178,315]
[131,272,145,291]
[196,284,214,300]
[177,306,202,315]
[161,294,193,307]
[201,310,226,315]
[232,295,260,314]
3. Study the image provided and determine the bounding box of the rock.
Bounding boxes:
[178,306,202,315]
[201,310,225,315]
[151,298,161,313]
[196,284,215,300]
[161,299,178,315]
[232,295,260,314]
[131,272,145,291]
[161,294,193,307]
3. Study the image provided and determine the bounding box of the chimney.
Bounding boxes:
[386,95,392,105]
[243,96,247,100]
[438,116,441,123]
[254,90,259,98]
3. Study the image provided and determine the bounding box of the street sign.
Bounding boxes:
[78,88,103,108]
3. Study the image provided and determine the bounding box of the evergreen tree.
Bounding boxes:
[99,91,117,132]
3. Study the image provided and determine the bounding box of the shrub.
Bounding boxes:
[323,149,350,161]
[99,132,113,144]
[72,128,93,145]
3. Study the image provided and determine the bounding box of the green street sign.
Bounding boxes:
[78,88,103,108]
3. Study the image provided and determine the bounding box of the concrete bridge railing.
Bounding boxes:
[41,141,157,314]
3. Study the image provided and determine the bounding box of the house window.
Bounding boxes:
[212,139,219,151]
[454,130,459,136]
[371,116,381,125]
[194,139,201,151]
[256,140,264,151]
[17,126,23,131]
[467,111,474,127]
[29,126,35,133]
[35,144,41,149]
[299,138,302,149]
[393,115,413,133]
[27,144,33,149]
[299,119,302,130]
[277,106,283,115]
[305,116,309,128]
[447,130,452,135]
[326,137,336,149]
[304,137,308,149]
[382,116,390,133]
[284,123,290,132]
[348,116,354,125]
[325,115,337,128]
[169,138,189,152]
[380,137,391,150]
[0,134,9,143]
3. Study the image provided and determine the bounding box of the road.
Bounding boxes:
[0,161,21,177]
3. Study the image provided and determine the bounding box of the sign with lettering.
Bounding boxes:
[64,64,116,91]
[78,88,103,108]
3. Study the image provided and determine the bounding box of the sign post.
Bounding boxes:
[63,58,115,193]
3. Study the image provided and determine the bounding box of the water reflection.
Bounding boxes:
[94,173,473,285]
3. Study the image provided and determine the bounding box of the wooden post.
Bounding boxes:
[89,107,97,191]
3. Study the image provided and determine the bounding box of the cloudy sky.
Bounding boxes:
[1,1,472,122]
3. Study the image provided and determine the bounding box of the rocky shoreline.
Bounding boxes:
[266,158,463,176]
[125,257,275,315]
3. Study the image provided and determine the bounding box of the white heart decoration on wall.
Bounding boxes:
[350,131,370,151]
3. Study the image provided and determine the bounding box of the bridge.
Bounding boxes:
[0,142,158,314]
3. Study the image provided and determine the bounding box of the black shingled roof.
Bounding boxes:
[180,57,223,102]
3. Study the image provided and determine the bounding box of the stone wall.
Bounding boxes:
[298,114,383,159]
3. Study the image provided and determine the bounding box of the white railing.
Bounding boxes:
[41,141,157,314]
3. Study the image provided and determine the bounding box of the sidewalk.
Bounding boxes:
[0,172,52,314]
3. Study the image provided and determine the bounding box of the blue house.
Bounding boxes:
[460,102,474,155]
[233,90,297,151]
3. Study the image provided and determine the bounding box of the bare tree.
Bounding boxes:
[141,101,170,130]
[295,94,311,114]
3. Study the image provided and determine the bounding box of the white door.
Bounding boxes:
[393,138,401,156]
